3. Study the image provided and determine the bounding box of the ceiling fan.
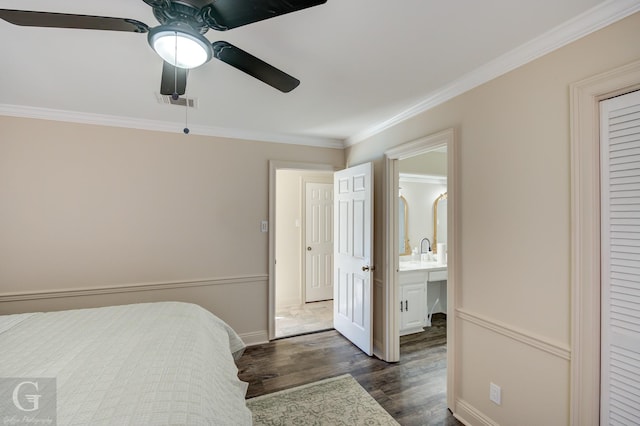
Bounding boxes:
[0,0,327,96]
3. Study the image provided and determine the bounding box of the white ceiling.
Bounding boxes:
[0,0,636,148]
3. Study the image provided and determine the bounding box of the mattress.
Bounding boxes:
[0,301,252,425]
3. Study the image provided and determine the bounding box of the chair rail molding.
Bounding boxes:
[0,274,269,302]
[456,308,571,360]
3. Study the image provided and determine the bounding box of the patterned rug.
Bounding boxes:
[246,374,399,426]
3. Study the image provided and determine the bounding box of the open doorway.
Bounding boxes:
[268,162,336,340]
[397,149,448,333]
[384,128,456,409]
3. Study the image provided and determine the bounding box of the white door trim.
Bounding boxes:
[384,128,457,410]
[569,59,640,426]
[269,161,336,341]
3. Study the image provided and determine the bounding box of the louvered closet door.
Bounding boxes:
[600,89,640,426]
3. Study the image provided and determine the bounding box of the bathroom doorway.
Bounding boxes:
[384,128,457,409]
[398,152,448,336]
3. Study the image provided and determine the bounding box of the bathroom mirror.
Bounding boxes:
[432,193,447,253]
[399,196,411,255]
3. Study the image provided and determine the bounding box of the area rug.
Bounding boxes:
[246,374,399,426]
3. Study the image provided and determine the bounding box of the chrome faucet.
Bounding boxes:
[420,238,431,253]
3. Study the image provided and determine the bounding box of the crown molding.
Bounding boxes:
[399,173,447,185]
[345,0,640,146]
[0,104,344,150]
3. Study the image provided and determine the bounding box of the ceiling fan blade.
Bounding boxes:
[212,41,300,93]
[160,62,187,96]
[201,0,326,31]
[0,9,148,33]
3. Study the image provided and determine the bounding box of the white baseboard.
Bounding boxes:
[240,330,269,346]
[455,398,498,426]
[275,298,304,309]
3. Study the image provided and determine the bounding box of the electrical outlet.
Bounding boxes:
[489,382,501,405]
[261,221,268,233]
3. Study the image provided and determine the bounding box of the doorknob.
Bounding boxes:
[307,246,312,251]
[362,265,376,272]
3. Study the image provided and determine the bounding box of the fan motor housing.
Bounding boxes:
[144,0,210,34]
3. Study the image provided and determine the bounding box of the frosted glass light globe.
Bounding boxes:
[149,27,211,69]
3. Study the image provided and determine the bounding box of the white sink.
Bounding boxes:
[399,259,446,271]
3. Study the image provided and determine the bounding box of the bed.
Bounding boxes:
[0,301,253,425]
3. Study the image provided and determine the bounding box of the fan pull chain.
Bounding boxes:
[183,69,190,135]
[172,31,179,101]
[170,29,188,134]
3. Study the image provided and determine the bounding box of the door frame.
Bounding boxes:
[384,128,457,410]
[569,59,640,425]
[268,160,336,340]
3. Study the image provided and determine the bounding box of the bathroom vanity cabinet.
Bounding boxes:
[399,272,427,335]
[398,261,448,336]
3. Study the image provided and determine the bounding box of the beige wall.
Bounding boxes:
[0,117,344,341]
[399,150,447,176]
[275,170,304,308]
[346,12,640,426]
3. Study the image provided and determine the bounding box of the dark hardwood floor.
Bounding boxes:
[237,314,462,426]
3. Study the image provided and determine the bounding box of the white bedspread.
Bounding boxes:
[0,302,252,425]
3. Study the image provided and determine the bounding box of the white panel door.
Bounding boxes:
[305,182,334,302]
[333,162,373,356]
[600,90,640,426]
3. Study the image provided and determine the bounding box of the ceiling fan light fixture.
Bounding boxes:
[148,25,211,69]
